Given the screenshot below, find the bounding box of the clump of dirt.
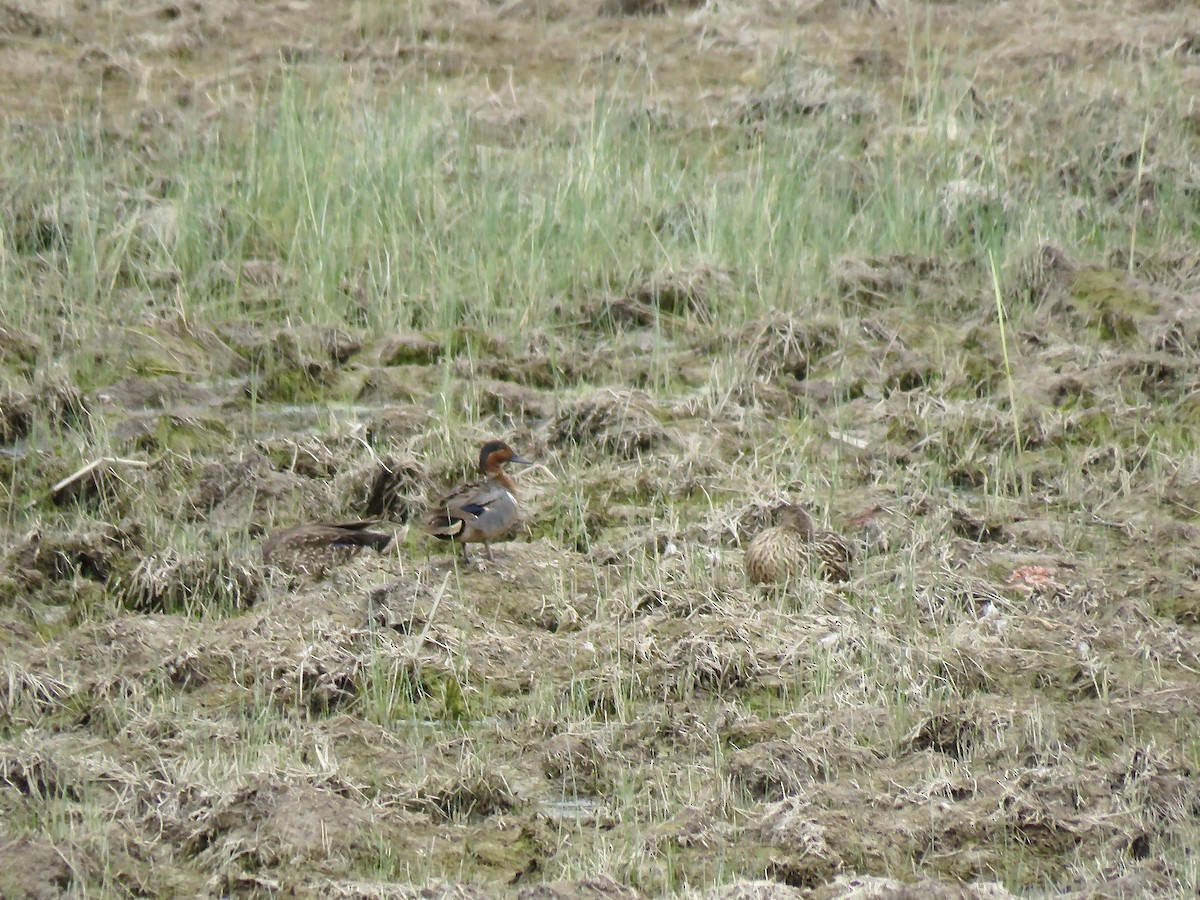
[735,58,878,129]
[5,522,140,590]
[808,875,1017,899]
[352,454,426,522]
[834,254,965,308]
[1058,268,1164,342]
[600,0,666,16]
[363,404,432,443]
[751,800,844,887]
[739,311,843,380]
[476,379,557,422]
[0,384,33,444]
[0,324,41,376]
[726,739,842,801]
[936,178,1012,240]
[118,546,264,613]
[541,731,611,795]
[369,574,445,633]
[520,875,644,898]
[262,639,363,714]
[180,776,383,874]
[47,457,146,510]
[593,529,680,566]
[223,257,290,289]
[187,450,325,527]
[412,767,522,822]
[240,327,362,402]
[468,330,605,389]
[0,835,74,898]
[547,389,669,459]
[653,199,706,244]
[5,191,74,255]
[33,374,88,432]
[706,882,805,900]
[92,373,221,411]
[588,261,731,331]
[376,332,444,366]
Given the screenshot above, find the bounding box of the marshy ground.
[3,0,1200,896]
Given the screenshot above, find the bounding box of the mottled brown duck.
[744,503,853,585]
[262,521,394,574]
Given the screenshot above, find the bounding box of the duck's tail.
[332,526,395,553]
[424,512,464,541]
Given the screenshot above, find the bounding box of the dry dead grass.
[4,0,1200,896]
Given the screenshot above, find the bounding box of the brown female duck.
[262,521,395,574]
[744,503,853,585]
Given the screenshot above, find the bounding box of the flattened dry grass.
[4,0,1200,897]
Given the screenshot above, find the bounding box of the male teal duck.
[744,503,853,585]
[424,440,530,563]
[262,521,395,573]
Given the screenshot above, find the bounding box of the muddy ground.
[4,0,1200,897]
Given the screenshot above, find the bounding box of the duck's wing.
[319,524,394,552]
[424,480,510,537]
[263,523,393,561]
[814,530,854,581]
[325,519,385,531]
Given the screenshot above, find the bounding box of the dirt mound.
[343,454,427,523]
[0,836,73,899]
[834,254,966,308]
[119,546,264,613]
[547,389,669,459]
[0,324,41,375]
[588,262,732,331]
[5,521,140,589]
[739,312,843,380]
[0,384,33,444]
[466,330,608,389]
[93,373,221,411]
[180,775,382,873]
[518,875,642,899]
[187,445,352,527]
[735,60,879,129]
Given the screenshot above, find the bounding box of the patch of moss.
[425,671,470,722]
[376,333,444,366]
[1068,269,1158,341]
[129,413,236,455]
[444,326,504,360]
[252,363,331,403]
[467,822,543,881]
[0,326,40,378]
